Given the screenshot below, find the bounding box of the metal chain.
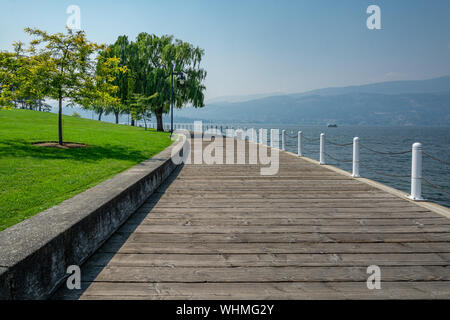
[359,162,411,178]
[423,152,450,166]
[303,136,321,142]
[285,133,298,139]
[422,178,450,195]
[324,152,353,163]
[324,138,353,147]
[359,143,412,155]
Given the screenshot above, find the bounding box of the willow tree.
[108,33,206,131]
[137,33,206,131]
[25,28,115,145]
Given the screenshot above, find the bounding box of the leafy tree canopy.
[107,33,206,130]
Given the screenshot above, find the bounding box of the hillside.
[176,76,450,125]
[291,75,450,97]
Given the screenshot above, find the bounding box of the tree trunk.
[131,119,135,126]
[115,111,119,124]
[156,112,164,131]
[98,110,103,121]
[143,117,147,131]
[58,94,63,145]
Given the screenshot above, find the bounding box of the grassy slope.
[0,109,172,231]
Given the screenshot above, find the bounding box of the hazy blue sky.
[1,0,449,100]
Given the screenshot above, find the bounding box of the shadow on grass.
[0,139,151,163]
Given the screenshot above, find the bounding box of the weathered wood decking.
[55,138,450,299]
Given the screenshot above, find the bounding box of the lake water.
[52,107,450,208]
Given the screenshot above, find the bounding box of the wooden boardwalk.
[55,138,450,299]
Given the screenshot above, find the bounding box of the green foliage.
[0,109,172,231]
[1,28,207,130]
[0,44,49,109]
[0,28,121,143]
[129,92,158,130]
[24,27,101,103]
[108,33,207,130]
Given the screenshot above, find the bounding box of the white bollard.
[319,133,325,164]
[259,128,267,145]
[281,130,286,151]
[298,131,302,156]
[270,129,276,148]
[409,142,424,201]
[352,137,360,178]
[238,129,243,140]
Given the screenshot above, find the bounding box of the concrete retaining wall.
[0,135,186,300]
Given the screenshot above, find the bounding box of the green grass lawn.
[0,109,172,231]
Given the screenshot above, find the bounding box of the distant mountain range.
[176,76,450,126]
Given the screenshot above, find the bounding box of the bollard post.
[409,142,424,201]
[319,133,325,164]
[298,131,302,156]
[352,137,360,177]
[270,129,275,148]
[281,130,286,151]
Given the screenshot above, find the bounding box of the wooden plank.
[53,281,450,300]
[85,252,450,268]
[83,282,450,299]
[147,202,418,209]
[128,217,450,226]
[171,180,368,185]
[98,241,450,255]
[112,231,450,243]
[70,282,450,299]
[155,192,398,199]
[163,186,378,192]
[121,224,450,234]
[83,265,450,282]
[138,207,433,214]
[147,197,408,203]
[134,211,436,219]
[145,198,412,205]
[127,214,450,227]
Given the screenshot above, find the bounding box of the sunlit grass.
[0,109,172,231]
